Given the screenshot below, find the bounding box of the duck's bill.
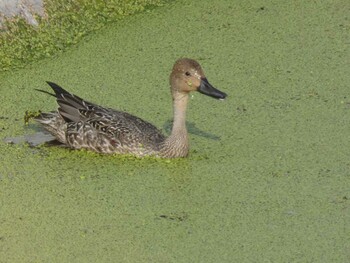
[198,78,227,100]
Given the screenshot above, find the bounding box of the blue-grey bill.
[198,78,227,100]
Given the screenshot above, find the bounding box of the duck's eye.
[185,71,191,76]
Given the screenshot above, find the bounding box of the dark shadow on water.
[163,119,221,141]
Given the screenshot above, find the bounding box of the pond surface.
[0,0,349,262]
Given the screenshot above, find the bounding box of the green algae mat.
[1,0,349,262]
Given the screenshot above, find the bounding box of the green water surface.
[0,0,349,262]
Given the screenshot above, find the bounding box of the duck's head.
[170,58,227,100]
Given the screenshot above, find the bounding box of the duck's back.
[106,109,166,147]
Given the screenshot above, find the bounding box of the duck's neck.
[171,92,189,135]
[161,92,189,157]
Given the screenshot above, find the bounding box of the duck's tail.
[34,111,67,144]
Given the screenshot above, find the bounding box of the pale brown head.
[169,58,227,100]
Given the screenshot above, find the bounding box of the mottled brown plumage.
[35,58,227,158]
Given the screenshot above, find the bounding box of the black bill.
[198,78,227,100]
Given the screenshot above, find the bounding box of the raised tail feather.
[35,81,70,97]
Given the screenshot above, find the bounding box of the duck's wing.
[36,81,108,123]
[37,82,165,148]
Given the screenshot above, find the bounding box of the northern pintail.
[35,58,227,158]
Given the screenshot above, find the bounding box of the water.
[0,0,349,262]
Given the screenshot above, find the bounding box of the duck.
[35,58,227,158]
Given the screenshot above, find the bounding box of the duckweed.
[0,0,166,72]
[0,1,349,261]
[24,110,41,125]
